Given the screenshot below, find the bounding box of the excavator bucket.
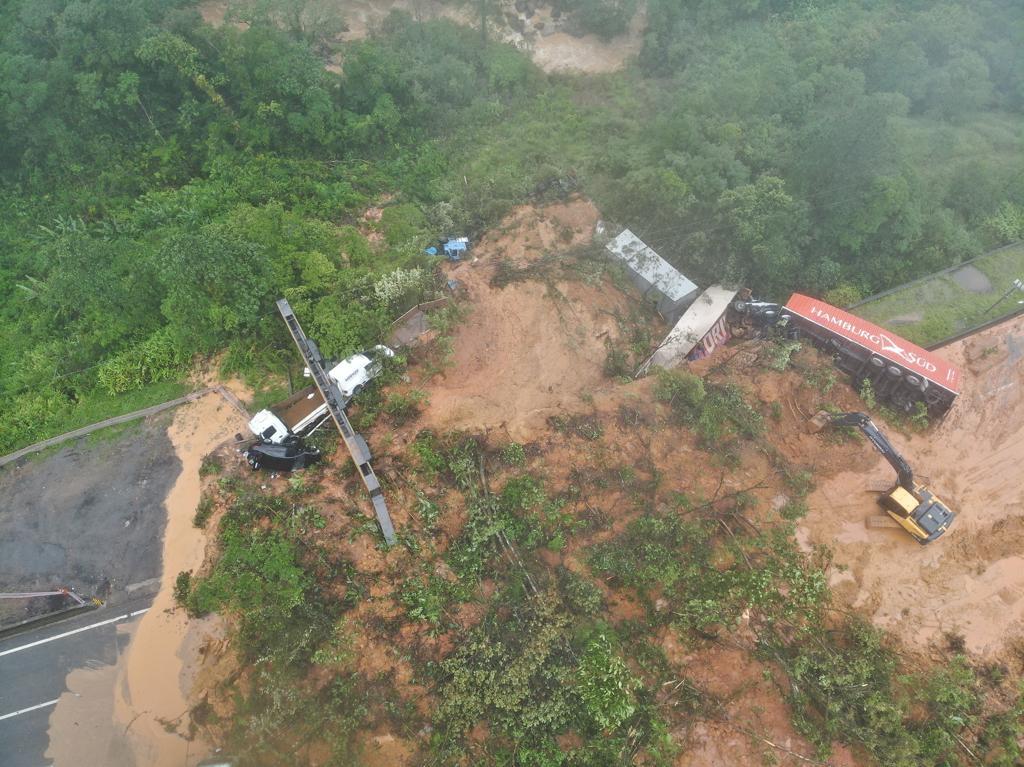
[808,410,832,433]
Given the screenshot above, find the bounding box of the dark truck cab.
[245,437,321,472]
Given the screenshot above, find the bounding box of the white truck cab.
[324,345,395,398]
[249,409,292,444]
[249,345,395,444]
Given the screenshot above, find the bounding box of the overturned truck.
[779,294,961,418]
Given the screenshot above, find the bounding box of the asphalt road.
[0,592,155,767]
[0,416,182,767]
[0,418,179,625]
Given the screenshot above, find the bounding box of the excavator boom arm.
[827,412,915,489]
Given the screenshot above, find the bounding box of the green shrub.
[193,495,215,528]
[400,574,454,624]
[558,568,604,616]
[186,520,310,622]
[199,454,223,477]
[910,401,930,431]
[96,327,190,395]
[576,633,639,731]
[765,339,802,371]
[654,369,706,410]
[412,431,447,479]
[778,499,808,520]
[805,365,837,394]
[379,203,429,248]
[859,378,877,409]
[435,594,574,742]
[383,389,428,424]
[417,493,441,526]
[500,441,527,466]
[173,570,192,607]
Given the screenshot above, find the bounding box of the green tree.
[712,175,809,296]
[157,228,273,350]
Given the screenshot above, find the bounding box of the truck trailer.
[779,294,960,418]
[248,345,395,444]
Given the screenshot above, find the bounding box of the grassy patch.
[855,242,1024,346]
[2,379,188,455]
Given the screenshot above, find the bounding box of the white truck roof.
[645,285,737,370]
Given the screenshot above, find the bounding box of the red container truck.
[779,294,960,418]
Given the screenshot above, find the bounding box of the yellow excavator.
[812,411,956,544]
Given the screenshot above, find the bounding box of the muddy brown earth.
[108,384,248,767]
[800,315,1024,658]
[199,0,646,75]
[0,418,180,624]
[413,198,650,441]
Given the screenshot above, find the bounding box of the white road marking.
[0,609,149,658]
[0,699,60,721]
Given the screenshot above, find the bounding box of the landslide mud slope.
[413,198,644,441]
[800,315,1024,657]
[199,0,645,74]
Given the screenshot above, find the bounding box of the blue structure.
[443,237,469,261]
[425,237,470,262]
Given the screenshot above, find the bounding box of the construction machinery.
[812,411,956,544]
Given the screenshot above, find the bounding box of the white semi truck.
[248,346,394,444]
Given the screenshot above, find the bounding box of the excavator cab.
[880,485,955,544]
[812,411,956,544]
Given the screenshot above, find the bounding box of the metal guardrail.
[0,387,251,469]
[846,240,1023,310]
[276,299,397,545]
[0,599,100,641]
[388,297,449,330]
[927,304,1024,350]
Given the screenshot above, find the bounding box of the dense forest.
[1,0,1022,451]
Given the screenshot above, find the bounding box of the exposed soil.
[112,379,250,766]
[149,196,1024,765]
[798,315,1024,658]
[198,0,645,75]
[527,3,646,74]
[674,644,858,767]
[413,198,647,441]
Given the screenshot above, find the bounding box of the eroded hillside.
[174,202,1024,766]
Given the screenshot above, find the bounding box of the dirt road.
[801,314,1024,657]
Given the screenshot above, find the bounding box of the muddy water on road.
[109,386,247,766]
[45,621,138,766]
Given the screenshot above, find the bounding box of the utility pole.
[980,277,1024,318]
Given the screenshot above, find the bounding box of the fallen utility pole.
[275,299,397,545]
